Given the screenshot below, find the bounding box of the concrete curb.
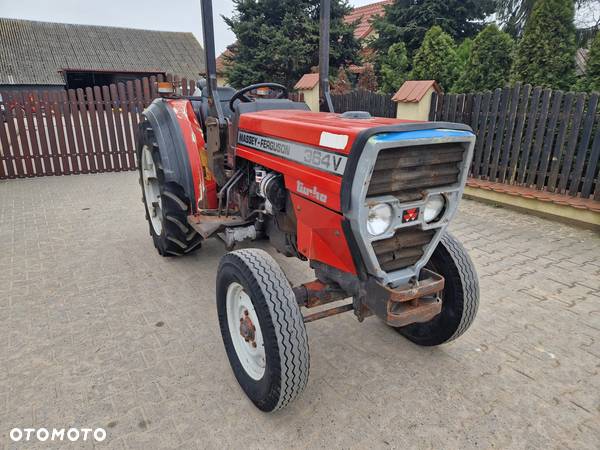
[464,186,600,231]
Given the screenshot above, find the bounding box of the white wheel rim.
[141,145,163,235]
[226,282,266,380]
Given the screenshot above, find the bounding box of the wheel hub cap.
[226,282,266,380]
[239,311,257,347]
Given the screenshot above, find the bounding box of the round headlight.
[423,194,446,223]
[367,203,393,236]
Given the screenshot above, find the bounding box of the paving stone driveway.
[0,172,599,450]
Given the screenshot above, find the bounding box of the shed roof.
[294,73,319,90]
[344,0,392,40]
[0,17,205,85]
[392,80,441,103]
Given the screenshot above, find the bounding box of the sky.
[0,0,378,55]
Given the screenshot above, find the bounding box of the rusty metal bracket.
[303,303,354,323]
[294,279,354,323]
[293,280,348,308]
[362,269,445,328]
[294,269,444,326]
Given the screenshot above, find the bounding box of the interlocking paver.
[0,172,599,449]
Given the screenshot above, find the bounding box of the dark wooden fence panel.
[331,90,396,118]
[431,84,600,198]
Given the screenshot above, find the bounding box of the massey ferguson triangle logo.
[403,208,419,223]
[297,181,328,203]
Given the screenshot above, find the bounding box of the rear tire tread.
[138,120,202,257]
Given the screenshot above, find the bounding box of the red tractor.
[137,0,479,412]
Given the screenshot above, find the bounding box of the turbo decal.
[296,181,328,203]
[238,131,348,175]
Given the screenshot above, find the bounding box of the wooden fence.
[331,90,396,118]
[430,84,600,200]
[0,74,197,179]
[3,78,598,200]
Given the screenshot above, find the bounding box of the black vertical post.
[200,0,225,124]
[319,0,334,112]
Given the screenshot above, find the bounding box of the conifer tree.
[511,0,577,89]
[454,25,514,92]
[410,26,459,90]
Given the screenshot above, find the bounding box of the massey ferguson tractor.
[137,0,479,412]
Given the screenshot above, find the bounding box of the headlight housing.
[367,203,393,236]
[423,194,446,223]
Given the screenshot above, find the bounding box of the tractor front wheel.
[396,232,479,346]
[216,249,309,412]
[138,122,202,256]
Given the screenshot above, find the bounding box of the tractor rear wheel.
[396,232,479,346]
[216,249,309,412]
[138,122,202,257]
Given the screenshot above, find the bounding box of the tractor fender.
[141,98,210,213]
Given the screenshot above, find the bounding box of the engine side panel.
[290,193,356,275]
[236,144,343,211]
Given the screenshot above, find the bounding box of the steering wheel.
[229,83,289,112]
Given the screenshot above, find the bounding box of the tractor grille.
[368,143,465,203]
[372,228,436,272]
[368,142,466,273]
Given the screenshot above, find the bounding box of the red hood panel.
[238,110,420,154]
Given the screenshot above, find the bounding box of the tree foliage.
[455,38,473,75]
[331,66,352,94]
[223,0,360,89]
[380,43,409,93]
[357,64,378,92]
[581,31,600,91]
[496,0,597,37]
[409,26,459,90]
[511,0,577,90]
[371,0,496,58]
[454,25,514,93]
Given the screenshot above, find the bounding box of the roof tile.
[344,0,392,40]
[392,80,441,103]
[294,73,319,90]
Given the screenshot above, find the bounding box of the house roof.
[216,49,233,74]
[392,80,442,103]
[0,18,205,85]
[344,0,392,40]
[294,73,319,90]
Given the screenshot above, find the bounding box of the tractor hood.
[238,109,419,155]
